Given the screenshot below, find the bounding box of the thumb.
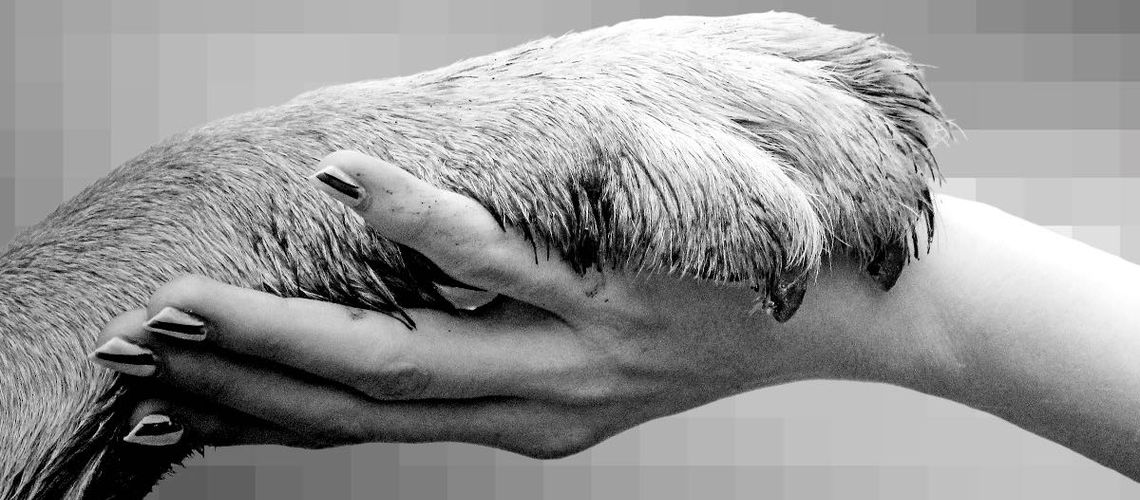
[305,150,600,319]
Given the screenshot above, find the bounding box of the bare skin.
[92,151,1140,479]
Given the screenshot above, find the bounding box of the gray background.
[2,0,1138,498]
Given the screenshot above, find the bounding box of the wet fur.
[0,12,951,499]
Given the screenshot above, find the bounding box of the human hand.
[89,150,913,456]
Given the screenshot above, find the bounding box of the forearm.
[889,195,1140,478]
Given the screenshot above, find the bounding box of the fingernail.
[124,414,184,446]
[437,285,498,311]
[88,337,156,377]
[145,306,207,341]
[309,165,363,207]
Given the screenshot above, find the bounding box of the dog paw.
[295,12,953,321]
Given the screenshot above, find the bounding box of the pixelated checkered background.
[3,1,1138,498]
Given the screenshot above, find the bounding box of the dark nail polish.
[145,306,207,341]
[124,414,184,446]
[310,165,363,202]
[89,337,156,377]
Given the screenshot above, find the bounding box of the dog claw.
[759,278,806,323]
[771,281,806,322]
[866,239,908,291]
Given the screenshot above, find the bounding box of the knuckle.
[506,408,602,460]
[99,308,150,342]
[312,403,371,446]
[308,425,357,448]
[558,380,618,406]
[354,361,433,400]
[149,273,215,311]
[439,238,520,285]
[447,256,507,287]
[533,424,598,459]
[352,334,432,400]
[178,364,229,399]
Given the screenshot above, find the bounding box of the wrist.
[855,194,1140,478]
[770,199,964,390]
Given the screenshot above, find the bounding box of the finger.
[127,275,586,401]
[108,329,582,452]
[122,399,186,447]
[307,150,606,319]
[126,397,313,448]
[99,316,601,456]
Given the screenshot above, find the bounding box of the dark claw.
[770,280,807,323]
[866,239,908,291]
